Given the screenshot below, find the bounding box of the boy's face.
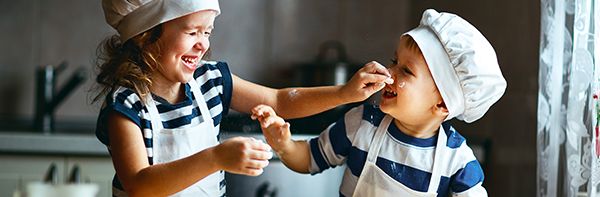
[153,10,216,84]
[380,36,446,126]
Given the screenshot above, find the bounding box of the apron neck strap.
[366,115,393,163]
[427,125,447,193]
[145,79,213,131]
[145,94,163,130]
[366,115,447,194]
[187,79,212,122]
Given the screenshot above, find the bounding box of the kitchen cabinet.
[0,155,114,197]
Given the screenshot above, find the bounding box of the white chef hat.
[102,0,221,42]
[404,9,506,123]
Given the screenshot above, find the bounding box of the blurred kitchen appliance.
[34,62,87,133]
[226,160,344,197]
[287,41,363,134]
[221,132,344,197]
[293,40,360,87]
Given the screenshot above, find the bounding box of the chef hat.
[102,0,220,42]
[404,9,506,123]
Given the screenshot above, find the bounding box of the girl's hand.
[340,61,394,103]
[251,105,293,153]
[212,137,273,176]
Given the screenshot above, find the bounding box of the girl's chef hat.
[404,9,506,123]
[102,0,220,42]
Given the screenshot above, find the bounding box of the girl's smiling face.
[380,36,445,126]
[153,10,216,85]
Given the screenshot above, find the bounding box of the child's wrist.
[204,146,221,172]
[336,85,353,104]
[274,140,295,157]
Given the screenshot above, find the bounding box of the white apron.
[353,115,447,197]
[145,79,223,197]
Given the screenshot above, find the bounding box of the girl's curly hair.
[93,25,163,104]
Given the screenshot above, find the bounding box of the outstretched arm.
[231,61,393,119]
[108,112,273,196]
[251,104,312,173]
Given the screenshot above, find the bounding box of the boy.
[252,9,506,197]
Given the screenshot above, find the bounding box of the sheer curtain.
[537,0,599,196]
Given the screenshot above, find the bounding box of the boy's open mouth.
[383,89,397,98]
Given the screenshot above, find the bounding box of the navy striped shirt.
[309,104,487,197]
[96,61,232,196]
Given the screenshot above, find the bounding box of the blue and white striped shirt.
[96,61,232,196]
[309,104,486,197]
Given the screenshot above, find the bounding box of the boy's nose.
[387,68,397,78]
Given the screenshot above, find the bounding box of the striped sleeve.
[450,147,487,196]
[309,105,364,174]
[108,87,145,127]
[96,87,146,146]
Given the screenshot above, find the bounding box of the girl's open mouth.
[181,55,199,69]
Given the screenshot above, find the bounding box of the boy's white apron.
[146,79,223,197]
[353,115,446,197]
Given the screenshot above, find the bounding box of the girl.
[95,0,393,196]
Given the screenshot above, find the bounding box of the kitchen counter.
[0,131,317,157]
[0,132,108,156]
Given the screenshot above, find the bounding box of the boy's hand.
[251,105,293,154]
[341,61,394,103]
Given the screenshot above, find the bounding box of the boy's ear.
[436,101,449,115]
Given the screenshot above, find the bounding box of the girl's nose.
[194,38,210,51]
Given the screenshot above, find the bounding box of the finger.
[248,138,272,151]
[251,105,264,115]
[361,73,393,86]
[253,105,274,118]
[364,61,391,77]
[279,123,291,138]
[243,167,264,176]
[262,116,284,128]
[370,82,386,92]
[248,150,273,161]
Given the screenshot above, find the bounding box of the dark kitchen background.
[0,0,537,196]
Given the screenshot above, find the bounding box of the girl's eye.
[390,58,398,65]
[188,32,197,36]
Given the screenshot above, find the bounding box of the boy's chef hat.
[404,9,506,123]
[102,0,220,42]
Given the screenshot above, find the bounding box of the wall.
[0,0,410,120]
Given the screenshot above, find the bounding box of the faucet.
[34,61,87,133]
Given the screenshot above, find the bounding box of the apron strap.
[427,125,447,193]
[145,94,163,130]
[365,115,393,163]
[187,79,213,125]
[145,79,214,131]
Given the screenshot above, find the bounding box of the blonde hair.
[93,25,163,104]
[402,35,422,54]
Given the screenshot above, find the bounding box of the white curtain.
[537,0,599,196]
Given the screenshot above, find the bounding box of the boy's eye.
[188,32,197,36]
[403,67,413,75]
